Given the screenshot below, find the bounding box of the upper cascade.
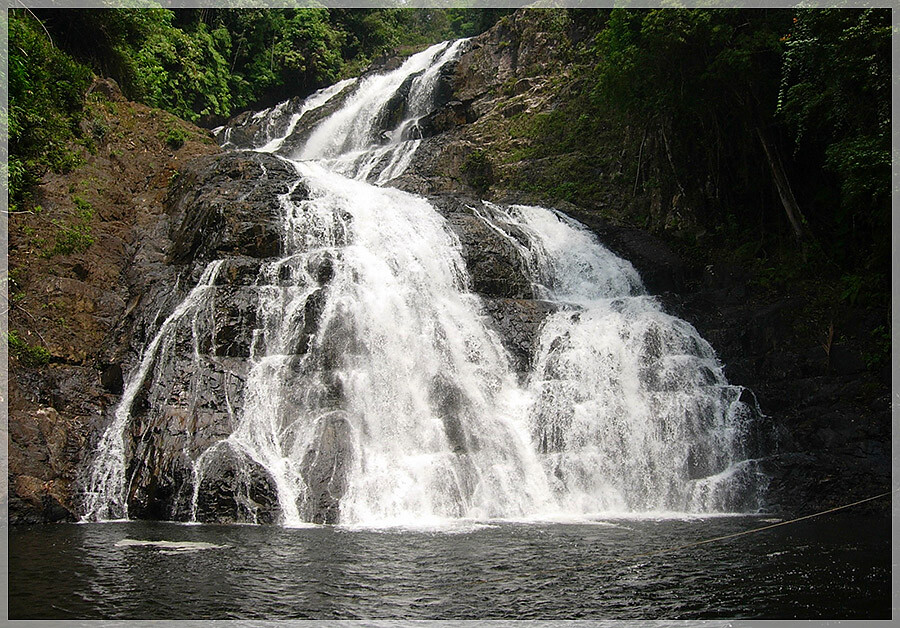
[83,39,769,526]
[216,39,468,185]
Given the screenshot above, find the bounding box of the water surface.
[10,513,890,619]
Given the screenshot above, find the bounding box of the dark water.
[9,513,891,620]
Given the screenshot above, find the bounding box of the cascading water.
[84,39,766,526]
[83,260,226,521]
[474,204,764,513]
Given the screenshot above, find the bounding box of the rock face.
[56,148,573,524]
[664,280,891,515]
[432,196,534,300]
[193,445,279,525]
[389,11,576,198]
[94,151,304,523]
[7,93,221,524]
[299,411,354,525]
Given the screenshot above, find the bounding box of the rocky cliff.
[7,79,220,522]
[7,11,889,523]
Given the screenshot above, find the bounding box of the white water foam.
[115,539,229,554]
[299,39,468,183]
[258,79,356,154]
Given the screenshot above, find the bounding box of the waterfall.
[85,40,766,525]
[83,261,225,521]
[474,204,762,512]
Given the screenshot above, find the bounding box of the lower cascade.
[82,40,767,526]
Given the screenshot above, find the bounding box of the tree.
[9,10,92,208]
[591,9,813,241]
[778,8,890,267]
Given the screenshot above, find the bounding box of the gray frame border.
[1,0,895,626]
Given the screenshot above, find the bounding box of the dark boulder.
[299,411,354,524]
[194,445,280,524]
[433,196,534,299]
[429,375,470,454]
[165,151,300,264]
[209,285,259,358]
[100,363,124,394]
[480,298,559,374]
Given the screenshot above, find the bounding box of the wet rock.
[10,475,75,523]
[79,148,305,524]
[214,257,262,286]
[432,196,533,299]
[300,411,354,524]
[117,323,248,521]
[8,88,225,525]
[297,288,326,355]
[828,344,866,375]
[551,204,690,295]
[308,250,336,286]
[194,445,279,524]
[218,109,267,148]
[430,375,469,454]
[166,152,300,264]
[481,298,559,374]
[374,71,418,137]
[419,100,469,136]
[100,363,124,394]
[210,286,258,358]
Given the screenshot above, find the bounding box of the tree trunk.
[756,126,811,243]
[660,124,685,196]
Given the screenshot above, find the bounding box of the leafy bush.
[72,195,95,220]
[7,330,52,367]
[159,124,191,149]
[47,221,94,257]
[39,195,96,258]
[779,8,891,269]
[9,10,92,208]
[461,150,493,193]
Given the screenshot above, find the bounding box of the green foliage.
[9,10,92,208]
[591,9,790,226]
[159,124,191,150]
[838,271,887,309]
[460,150,493,193]
[839,273,865,306]
[47,221,94,257]
[779,10,890,147]
[39,196,95,258]
[538,6,891,294]
[7,330,52,367]
[31,8,511,121]
[778,8,890,270]
[445,9,514,39]
[125,17,233,121]
[72,195,95,220]
[864,325,890,370]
